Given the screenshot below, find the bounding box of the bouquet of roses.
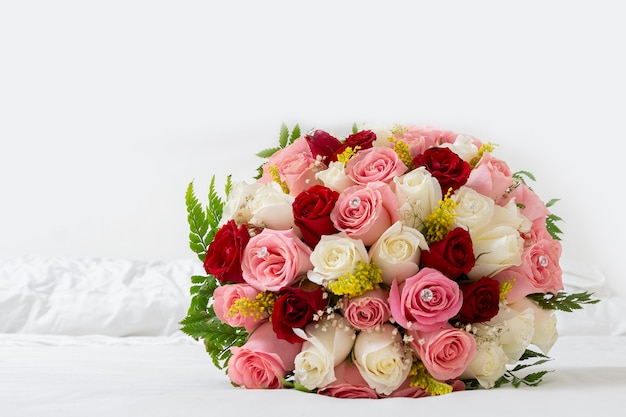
[182,123,598,398]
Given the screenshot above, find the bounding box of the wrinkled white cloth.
[0,256,204,336]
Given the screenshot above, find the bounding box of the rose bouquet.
[181,123,598,398]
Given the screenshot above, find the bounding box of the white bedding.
[2,257,625,417]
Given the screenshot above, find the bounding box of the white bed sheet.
[2,334,625,417]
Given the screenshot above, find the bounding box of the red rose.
[331,130,376,161]
[458,277,500,323]
[305,129,343,164]
[292,185,340,247]
[203,219,251,284]
[271,285,327,343]
[420,227,475,280]
[413,147,470,194]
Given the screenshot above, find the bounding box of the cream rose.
[293,317,356,390]
[315,161,356,192]
[248,181,296,230]
[220,180,262,226]
[369,221,428,285]
[393,167,442,230]
[352,324,412,395]
[439,134,480,162]
[460,340,508,389]
[510,297,559,354]
[486,305,535,364]
[452,186,495,232]
[307,233,369,286]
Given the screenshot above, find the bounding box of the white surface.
[0,1,625,300]
[1,334,625,417]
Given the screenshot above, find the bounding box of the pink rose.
[331,181,399,246]
[213,283,266,332]
[345,146,408,185]
[317,360,378,399]
[389,267,463,332]
[465,153,513,200]
[411,324,477,381]
[499,181,549,223]
[494,237,563,303]
[258,137,323,196]
[389,125,441,158]
[342,288,391,330]
[227,322,302,389]
[241,228,313,292]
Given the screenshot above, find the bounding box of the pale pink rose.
[227,322,302,389]
[524,218,554,245]
[465,153,513,201]
[317,360,378,399]
[499,182,549,223]
[411,324,476,381]
[389,267,463,332]
[345,146,408,185]
[342,288,391,330]
[493,237,563,303]
[331,181,399,246]
[384,377,465,398]
[241,228,313,292]
[213,283,266,332]
[258,137,323,196]
[394,125,463,158]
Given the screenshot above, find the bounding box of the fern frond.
[528,291,600,312]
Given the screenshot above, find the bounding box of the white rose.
[439,134,479,162]
[510,297,559,354]
[352,324,412,395]
[248,181,295,230]
[307,234,369,286]
[393,167,442,230]
[220,180,261,226]
[368,221,428,285]
[460,340,508,389]
[452,186,495,232]
[315,161,355,192]
[487,305,535,364]
[293,317,356,390]
[468,200,529,279]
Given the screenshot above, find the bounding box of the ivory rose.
[510,297,559,354]
[345,146,408,185]
[258,136,323,196]
[293,316,356,390]
[439,134,480,162]
[460,340,508,389]
[393,166,442,229]
[467,200,528,280]
[227,322,302,389]
[411,324,477,381]
[484,305,535,364]
[213,283,265,332]
[352,324,412,395]
[452,186,495,232]
[389,267,463,332]
[342,288,391,330]
[247,182,296,230]
[307,233,369,286]
[331,181,399,246]
[368,221,428,285]
[315,160,356,192]
[241,228,313,292]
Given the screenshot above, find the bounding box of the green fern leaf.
[279,123,289,148]
[186,182,210,262]
[528,291,600,312]
[256,147,282,158]
[290,124,301,144]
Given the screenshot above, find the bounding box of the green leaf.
[289,124,301,144]
[279,123,289,148]
[256,147,282,158]
[186,182,210,262]
[527,291,600,312]
[202,315,249,370]
[352,122,358,134]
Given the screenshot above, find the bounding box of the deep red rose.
[305,129,343,164]
[271,285,327,343]
[203,219,251,284]
[420,227,475,280]
[458,277,500,323]
[331,130,377,162]
[292,185,340,247]
[413,147,471,194]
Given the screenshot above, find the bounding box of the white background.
[1,1,624,296]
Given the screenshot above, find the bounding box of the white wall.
[1,1,624,297]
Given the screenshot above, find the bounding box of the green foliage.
[254,123,301,179]
[202,314,249,370]
[512,170,536,187]
[185,177,225,263]
[352,122,358,134]
[495,349,552,388]
[528,291,600,312]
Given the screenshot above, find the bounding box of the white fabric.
[0,334,625,417]
[0,256,204,336]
